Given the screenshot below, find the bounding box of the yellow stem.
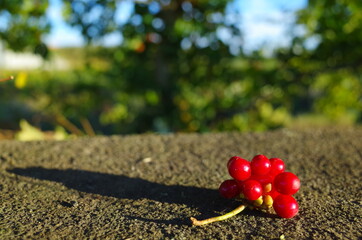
[190,204,246,226]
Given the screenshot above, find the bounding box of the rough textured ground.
[0,127,361,239]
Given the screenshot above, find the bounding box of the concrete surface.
[0,127,361,239]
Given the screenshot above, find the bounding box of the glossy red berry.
[250,155,271,176]
[219,179,240,199]
[227,156,238,168]
[274,172,300,195]
[266,187,280,199]
[273,194,299,218]
[228,156,251,181]
[269,158,285,176]
[250,174,273,186]
[242,179,262,200]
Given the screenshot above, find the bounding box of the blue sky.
[44,0,307,53]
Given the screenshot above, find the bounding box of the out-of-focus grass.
[287,114,357,129]
[1,46,361,138]
[51,47,113,71]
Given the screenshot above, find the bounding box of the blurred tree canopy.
[0,0,50,57]
[61,0,245,132]
[285,0,362,123]
[0,0,361,135]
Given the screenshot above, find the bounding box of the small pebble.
[142,157,152,163]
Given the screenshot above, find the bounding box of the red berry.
[251,155,271,176]
[227,156,238,168]
[236,180,244,192]
[266,187,280,199]
[274,172,300,195]
[250,174,273,186]
[228,156,251,181]
[269,158,285,176]
[219,179,240,199]
[273,194,299,218]
[242,179,262,200]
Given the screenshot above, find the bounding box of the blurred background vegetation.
[0,0,361,140]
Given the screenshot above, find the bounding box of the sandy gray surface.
[0,128,361,239]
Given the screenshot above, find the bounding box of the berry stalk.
[190,204,246,226]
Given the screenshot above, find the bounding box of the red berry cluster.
[219,155,300,218]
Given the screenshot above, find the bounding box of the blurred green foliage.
[0,0,361,136]
[0,0,50,57]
